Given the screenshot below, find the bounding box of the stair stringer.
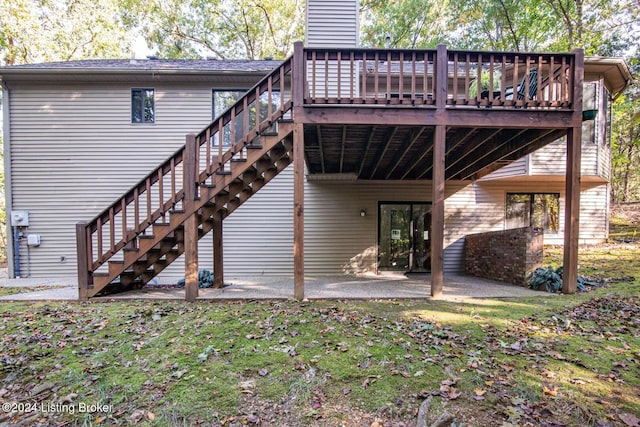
[89,123,294,297]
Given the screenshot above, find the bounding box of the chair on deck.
[505,67,539,101]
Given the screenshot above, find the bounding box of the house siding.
[528,138,601,177]
[482,157,528,180]
[306,0,359,48]
[222,174,470,278]
[303,179,467,275]
[8,83,213,278]
[306,0,360,99]
[441,181,609,275]
[3,65,615,282]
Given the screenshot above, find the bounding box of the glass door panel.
[379,203,432,272]
[411,204,432,272]
[379,204,411,270]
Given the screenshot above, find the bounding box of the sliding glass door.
[378,203,432,272]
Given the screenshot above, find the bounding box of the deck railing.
[195,59,293,186]
[304,46,575,110]
[78,57,293,277]
[304,48,437,105]
[446,49,574,108]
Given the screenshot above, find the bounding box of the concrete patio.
[0,272,546,302]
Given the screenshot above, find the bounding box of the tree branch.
[497,0,520,51]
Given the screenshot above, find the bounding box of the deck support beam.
[431,125,445,298]
[562,48,584,295]
[563,125,582,294]
[293,41,305,301]
[76,222,89,301]
[430,44,448,298]
[184,133,199,301]
[213,212,224,288]
[184,214,199,301]
[293,122,305,301]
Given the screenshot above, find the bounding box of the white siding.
[222,166,294,276]
[223,176,608,278]
[306,0,359,48]
[443,183,505,272]
[442,181,609,274]
[483,157,528,180]
[483,80,610,181]
[220,175,471,277]
[527,138,599,177]
[9,82,213,278]
[302,179,467,275]
[574,185,609,243]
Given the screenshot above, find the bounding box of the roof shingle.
[1,58,283,72]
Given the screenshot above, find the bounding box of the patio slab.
[0,272,545,302]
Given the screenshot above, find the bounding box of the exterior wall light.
[360,209,367,217]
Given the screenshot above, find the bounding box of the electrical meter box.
[10,211,29,227]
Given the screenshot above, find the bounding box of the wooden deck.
[300,45,579,182]
[77,43,584,300]
[295,44,584,296]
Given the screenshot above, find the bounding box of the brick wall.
[464,227,543,287]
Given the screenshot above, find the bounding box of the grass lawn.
[0,214,638,426]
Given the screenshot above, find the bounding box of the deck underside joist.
[304,123,566,181]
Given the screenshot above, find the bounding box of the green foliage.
[0,0,137,65]
[140,0,304,59]
[176,269,216,288]
[362,0,639,56]
[528,265,564,292]
[360,0,452,48]
[528,265,600,293]
[448,0,559,51]
[611,74,640,203]
[468,70,502,98]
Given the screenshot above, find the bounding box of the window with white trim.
[131,88,155,123]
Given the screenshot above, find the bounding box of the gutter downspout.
[1,79,14,278]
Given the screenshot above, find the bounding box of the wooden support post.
[293,122,305,301]
[292,41,305,301]
[563,126,581,294]
[430,45,448,298]
[293,41,305,111]
[213,211,224,289]
[76,222,90,301]
[562,49,584,295]
[435,45,448,109]
[184,214,199,301]
[431,125,446,298]
[184,133,199,301]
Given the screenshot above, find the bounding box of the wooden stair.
[89,124,293,297]
[76,54,296,298]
